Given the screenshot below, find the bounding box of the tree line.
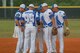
[0,0,80,6]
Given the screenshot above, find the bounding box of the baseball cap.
[38,4,42,10]
[52,4,58,8]
[42,3,48,7]
[20,4,26,9]
[29,4,34,7]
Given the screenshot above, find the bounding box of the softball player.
[15,4,26,53]
[22,4,37,53]
[41,3,56,53]
[52,4,70,53]
[36,4,44,53]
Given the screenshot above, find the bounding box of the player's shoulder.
[16,10,21,13]
[47,9,52,12]
[58,10,65,14]
[58,10,66,16]
[27,10,34,12]
[22,11,27,17]
[15,12,20,15]
[15,10,21,15]
[15,11,21,17]
[46,9,54,15]
[24,10,35,14]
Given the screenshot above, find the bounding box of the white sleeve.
[48,9,53,15]
[40,13,43,22]
[61,11,67,19]
[61,11,66,17]
[15,12,21,18]
[22,12,26,19]
[36,12,39,18]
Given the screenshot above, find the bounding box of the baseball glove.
[52,27,58,35]
[64,30,70,36]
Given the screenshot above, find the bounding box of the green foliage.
[58,0,80,6]
[0,0,80,6]
[14,0,23,6]
[45,0,80,6]
[14,0,45,6]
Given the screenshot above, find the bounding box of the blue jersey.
[15,10,25,27]
[36,12,40,22]
[22,10,36,26]
[36,11,44,26]
[36,11,43,21]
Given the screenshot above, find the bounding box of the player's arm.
[63,12,70,36]
[36,18,40,25]
[15,13,22,28]
[64,19,69,29]
[22,12,26,23]
[49,12,56,27]
[15,20,21,28]
[35,12,41,32]
[49,12,58,35]
[20,17,25,25]
[64,19,70,31]
[20,18,25,32]
[36,12,40,25]
[52,18,56,27]
[20,13,26,32]
[48,9,56,27]
[63,12,69,30]
[51,14,58,35]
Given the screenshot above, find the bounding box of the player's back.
[22,10,36,27]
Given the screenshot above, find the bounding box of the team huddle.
[13,3,70,53]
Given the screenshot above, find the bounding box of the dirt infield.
[0,38,80,53]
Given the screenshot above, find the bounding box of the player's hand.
[64,27,70,36]
[38,28,40,32]
[37,25,41,32]
[52,27,58,35]
[38,25,41,32]
[21,27,24,32]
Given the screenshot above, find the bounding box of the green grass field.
[0,19,80,38]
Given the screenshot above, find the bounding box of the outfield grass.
[0,19,14,38]
[67,19,80,38]
[0,19,80,38]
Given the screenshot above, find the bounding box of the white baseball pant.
[58,27,64,53]
[23,26,37,53]
[52,35,56,53]
[52,27,64,53]
[43,27,53,53]
[15,26,24,53]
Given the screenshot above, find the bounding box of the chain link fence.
[0,7,80,19]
